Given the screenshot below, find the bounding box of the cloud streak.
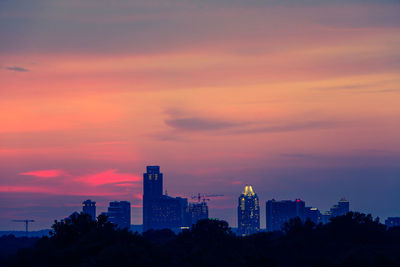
[227,120,343,135]
[165,117,240,131]
[20,169,66,178]
[164,114,344,136]
[5,66,29,72]
[75,169,140,186]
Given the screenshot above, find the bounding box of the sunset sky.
[1,0,400,230]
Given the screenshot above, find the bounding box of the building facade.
[82,199,96,220]
[330,198,349,217]
[238,185,260,236]
[188,201,209,225]
[321,198,350,224]
[105,201,131,229]
[143,166,188,231]
[305,207,321,224]
[266,198,305,232]
[143,166,163,231]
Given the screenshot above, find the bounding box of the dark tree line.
[2,212,400,266]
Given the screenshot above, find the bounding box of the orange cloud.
[76,169,140,186]
[20,169,66,178]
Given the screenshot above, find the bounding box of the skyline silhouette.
[2,163,400,231]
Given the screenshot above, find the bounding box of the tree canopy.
[3,212,400,266]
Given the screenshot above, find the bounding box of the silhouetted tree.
[143,228,176,245]
[282,217,317,236]
[4,212,400,266]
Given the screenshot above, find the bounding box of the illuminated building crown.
[243,185,255,196]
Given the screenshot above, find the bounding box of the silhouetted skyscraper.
[188,201,209,225]
[105,201,131,229]
[143,166,188,231]
[82,199,96,220]
[143,166,163,199]
[330,198,349,217]
[143,166,163,231]
[305,207,321,224]
[266,198,305,232]
[238,185,260,236]
[320,198,350,224]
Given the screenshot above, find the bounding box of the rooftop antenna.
[12,219,35,236]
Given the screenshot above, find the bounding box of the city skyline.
[0,170,362,235]
[1,163,398,231]
[1,0,400,231]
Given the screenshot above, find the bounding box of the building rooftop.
[243,185,255,196]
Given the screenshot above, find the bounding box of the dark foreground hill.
[2,212,400,266]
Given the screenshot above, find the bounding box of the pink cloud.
[3,169,142,198]
[20,169,66,178]
[0,186,53,193]
[114,182,138,187]
[76,169,140,186]
[0,185,133,197]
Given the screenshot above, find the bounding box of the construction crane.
[12,219,35,236]
[191,193,224,203]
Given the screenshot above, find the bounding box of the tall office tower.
[82,199,96,220]
[143,166,163,199]
[338,198,350,215]
[385,217,400,228]
[188,201,209,225]
[143,166,188,231]
[330,198,350,218]
[143,166,163,231]
[305,207,321,224]
[106,201,131,229]
[266,198,305,232]
[238,185,260,236]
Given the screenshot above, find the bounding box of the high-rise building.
[266,198,305,232]
[143,166,163,200]
[143,166,188,231]
[143,166,163,230]
[330,198,349,217]
[322,198,350,223]
[105,201,131,229]
[238,185,260,236]
[305,207,321,224]
[82,199,96,220]
[188,201,209,225]
[385,217,400,228]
